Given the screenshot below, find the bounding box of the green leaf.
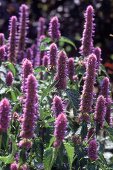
[64,142,74,170]
[43,147,53,170]
[0,154,14,164]
[59,36,77,49]
[34,66,46,73]
[5,62,16,76]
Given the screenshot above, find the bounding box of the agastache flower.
[0,98,11,133]
[10,162,18,170]
[8,16,17,63]
[105,97,112,125]
[31,44,37,67]
[52,96,64,117]
[68,57,75,82]
[0,33,5,46]
[0,46,5,62]
[80,5,95,57]
[20,74,38,139]
[95,95,106,128]
[54,113,67,148]
[48,16,61,41]
[79,54,97,113]
[88,139,98,161]
[49,43,58,68]
[42,55,49,67]
[17,4,29,59]
[26,48,33,61]
[37,17,46,38]
[21,58,33,94]
[94,47,102,70]
[100,77,110,99]
[6,71,14,86]
[54,50,67,90]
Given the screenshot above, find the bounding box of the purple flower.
[52,95,64,117]
[8,16,17,63]
[49,43,58,68]
[94,47,102,70]
[88,139,98,161]
[42,55,49,67]
[48,16,61,41]
[54,113,67,148]
[0,33,5,46]
[10,162,18,170]
[100,77,110,99]
[37,17,46,38]
[19,139,32,149]
[79,54,97,113]
[17,4,29,60]
[68,57,75,82]
[105,97,112,125]
[26,48,33,61]
[31,44,37,67]
[95,95,106,128]
[20,74,38,139]
[54,50,67,90]
[0,46,5,62]
[21,58,33,94]
[6,71,14,86]
[0,98,11,133]
[80,5,95,57]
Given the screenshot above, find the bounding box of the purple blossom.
[54,113,67,148]
[105,97,112,125]
[48,16,61,41]
[49,43,58,68]
[20,74,38,139]
[26,48,33,61]
[6,71,14,86]
[8,16,17,63]
[42,55,49,67]
[19,139,32,149]
[94,47,102,70]
[17,4,29,60]
[37,17,46,38]
[10,162,18,170]
[79,54,97,113]
[68,57,75,82]
[31,44,37,67]
[100,77,110,99]
[0,33,5,46]
[0,98,11,132]
[0,46,5,62]
[80,5,95,57]
[54,50,67,90]
[52,95,64,117]
[95,95,106,128]
[88,139,98,161]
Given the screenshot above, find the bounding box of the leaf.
[59,36,77,49]
[41,37,51,43]
[65,88,80,115]
[64,142,74,170]
[34,66,46,73]
[0,154,14,164]
[5,62,16,76]
[43,147,53,170]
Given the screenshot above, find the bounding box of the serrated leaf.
[64,142,74,170]
[59,36,77,49]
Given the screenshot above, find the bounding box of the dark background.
[0,0,113,66]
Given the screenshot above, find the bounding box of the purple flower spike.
[31,44,37,67]
[49,43,58,68]
[79,54,97,113]
[52,95,64,117]
[54,50,67,90]
[0,46,5,62]
[26,48,33,61]
[105,97,112,125]
[100,77,110,99]
[0,98,11,133]
[6,71,14,86]
[0,33,5,46]
[80,5,95,57]
[21,58,33,93]
[94,47,102,70]
[48,16,61,41]
[68,57,75,82]
[20,74,38,139]
[37,17,46,38]
[54,113,67,148]
[19,139,32,150]
[42,55,49,67]
[10,162,18,170]
[88,139,98,161]
[17,4,29,58]
[95,95,106,128]
[8,16,17,63]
